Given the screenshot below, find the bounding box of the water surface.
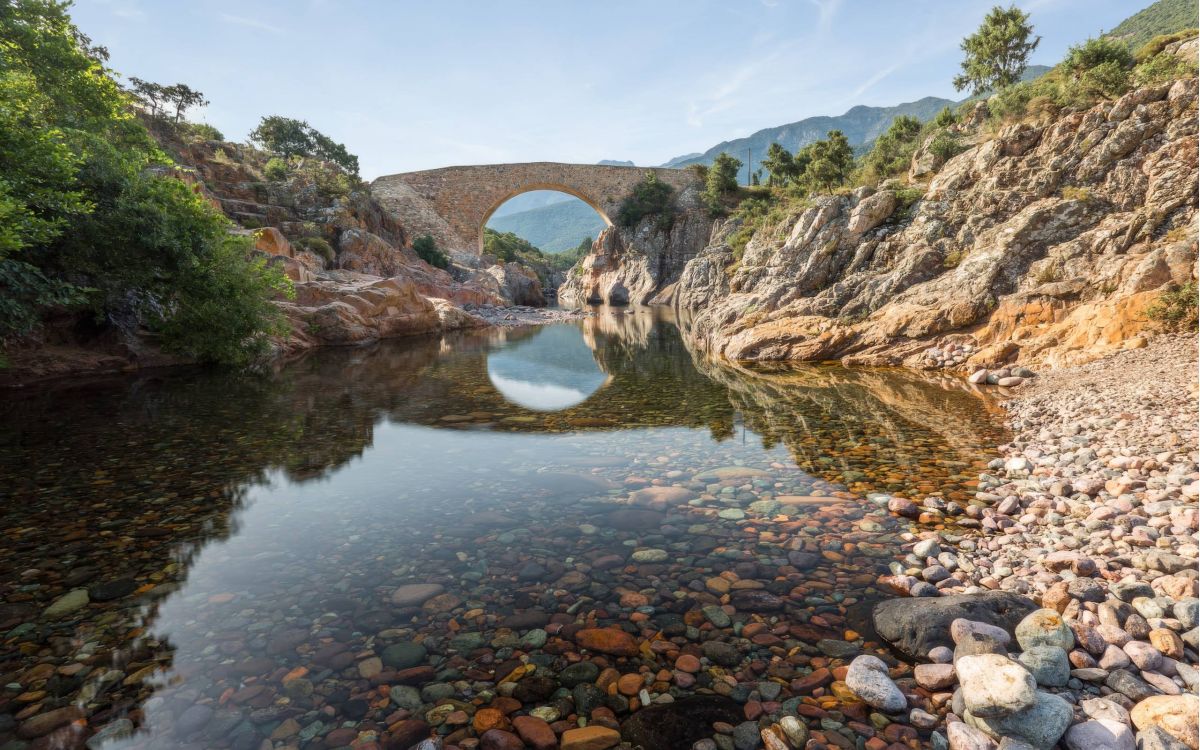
[0,309,1006,749]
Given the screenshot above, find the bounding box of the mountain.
[598,159,635,166]
[661,96,955,176]
[489,190,576,218]
[487,199,607,253]
[661,66,1052,178]
[1105,0,1196,50]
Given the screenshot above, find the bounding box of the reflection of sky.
[487,325,608,411]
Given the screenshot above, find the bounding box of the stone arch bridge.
[371,163,699,254]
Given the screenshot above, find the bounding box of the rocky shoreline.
[842,333,1198,750]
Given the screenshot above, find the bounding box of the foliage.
[927,130,965,162]
[412,234,448,269]
[264,156,289,181]
[1146,281,1198,331]
[128,78,207,122]
[183,122,223,141]
[860,116,922,182]
[154,235,292,366]
[249,115,360,177]
[294,236,334,262]
[1133,33,1199,85]
[1060,186,1092,202]
[704,152,742,214]
[1063,38,1135,99]
[953,5,1041,95]
[933,106,957,128]
[546,237,592,273]
[686,163,709,183]
[762,142,798,186]
[616,172,675,228]
[0,0,290,364]
[804,130,854,192]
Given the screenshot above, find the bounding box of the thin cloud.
[219,14,285,35]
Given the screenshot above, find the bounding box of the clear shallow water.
[0,309,1006,750]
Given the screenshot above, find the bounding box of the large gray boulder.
[872,591,1038,661]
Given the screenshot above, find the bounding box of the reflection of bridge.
[371,163,699,253]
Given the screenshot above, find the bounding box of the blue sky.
[74,0,1152,179]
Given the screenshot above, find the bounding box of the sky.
[73,0,1154,180]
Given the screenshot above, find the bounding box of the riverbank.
[850,333,1198,750]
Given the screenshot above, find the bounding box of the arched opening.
[481,186,610,260]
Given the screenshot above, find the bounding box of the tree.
[163,83,207,122]
[616,172,674,228]
[762,143,796,186]
[128,76,167,117]
[248,115,359,176]
[861,116,921,181]
[805,131,854,192]
[704,152,742,213]
[953,5,1040,95]
[1062,37,1134,99]
[0,0,289,363]
[249,115,313,158]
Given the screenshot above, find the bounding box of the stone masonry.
[371,163,699,253]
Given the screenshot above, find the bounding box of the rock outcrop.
[557,188,712,306]
[674,80,1199,369]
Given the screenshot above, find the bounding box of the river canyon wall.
[667,76,1198,370]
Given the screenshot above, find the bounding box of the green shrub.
[1134,29,1199,62]
[154,235,293,366]
[1061,186,1092,201]
[294,236,334,262]
[264,157,289,181]
[933,106,957,128]
[1146,281,1198,331]
[704,153,743,215]
[616,172,675,228]
[413,234,449,269]
[1133,48,1199,86]
[1063,37,1135,79]
[927,130,965,162]
[184,122,224,141]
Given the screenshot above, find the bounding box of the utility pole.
[747,147,752,186]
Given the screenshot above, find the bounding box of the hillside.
[487,199,607,253]
[1106,0,1196,49]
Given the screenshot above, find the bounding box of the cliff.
[557,185,713,307]
[672,76,1198,370]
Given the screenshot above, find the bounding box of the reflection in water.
[0,308,1006,749]
[487,325,611,410]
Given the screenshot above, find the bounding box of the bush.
[1063,37,1134,79]
[616,172,675,228]
[294,236,334,262]
[264,157,289,181]
[1146,281,1198,331]
[412,234,449,269]
[1133,48,1199,86]
[154,235,293,366]
[933,106,957,128]
[704,153,742,215]
[927,130,965,161]
[184,122,224,142]
[0,0,291,365]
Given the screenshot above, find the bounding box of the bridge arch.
[480,184,613,255]
[371,163,699,255]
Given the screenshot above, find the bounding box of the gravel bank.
[866,334,1199,750]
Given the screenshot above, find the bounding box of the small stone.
[1064,719,1134,750]
[915,663,957,690]
[390,583,444,606]
[967,690,1072,750]
[1018,646,1070,687]
[561,725,621,750]
[1130,695,1198,750]
[1015,609,1074,651]
[845,655,907,713]
[956,654,1036,718]
[43,589,89,618]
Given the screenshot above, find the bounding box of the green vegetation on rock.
[0,0,291,365]
[617,172,676,228]
[412,234,449,269]
[249,115,360,177]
